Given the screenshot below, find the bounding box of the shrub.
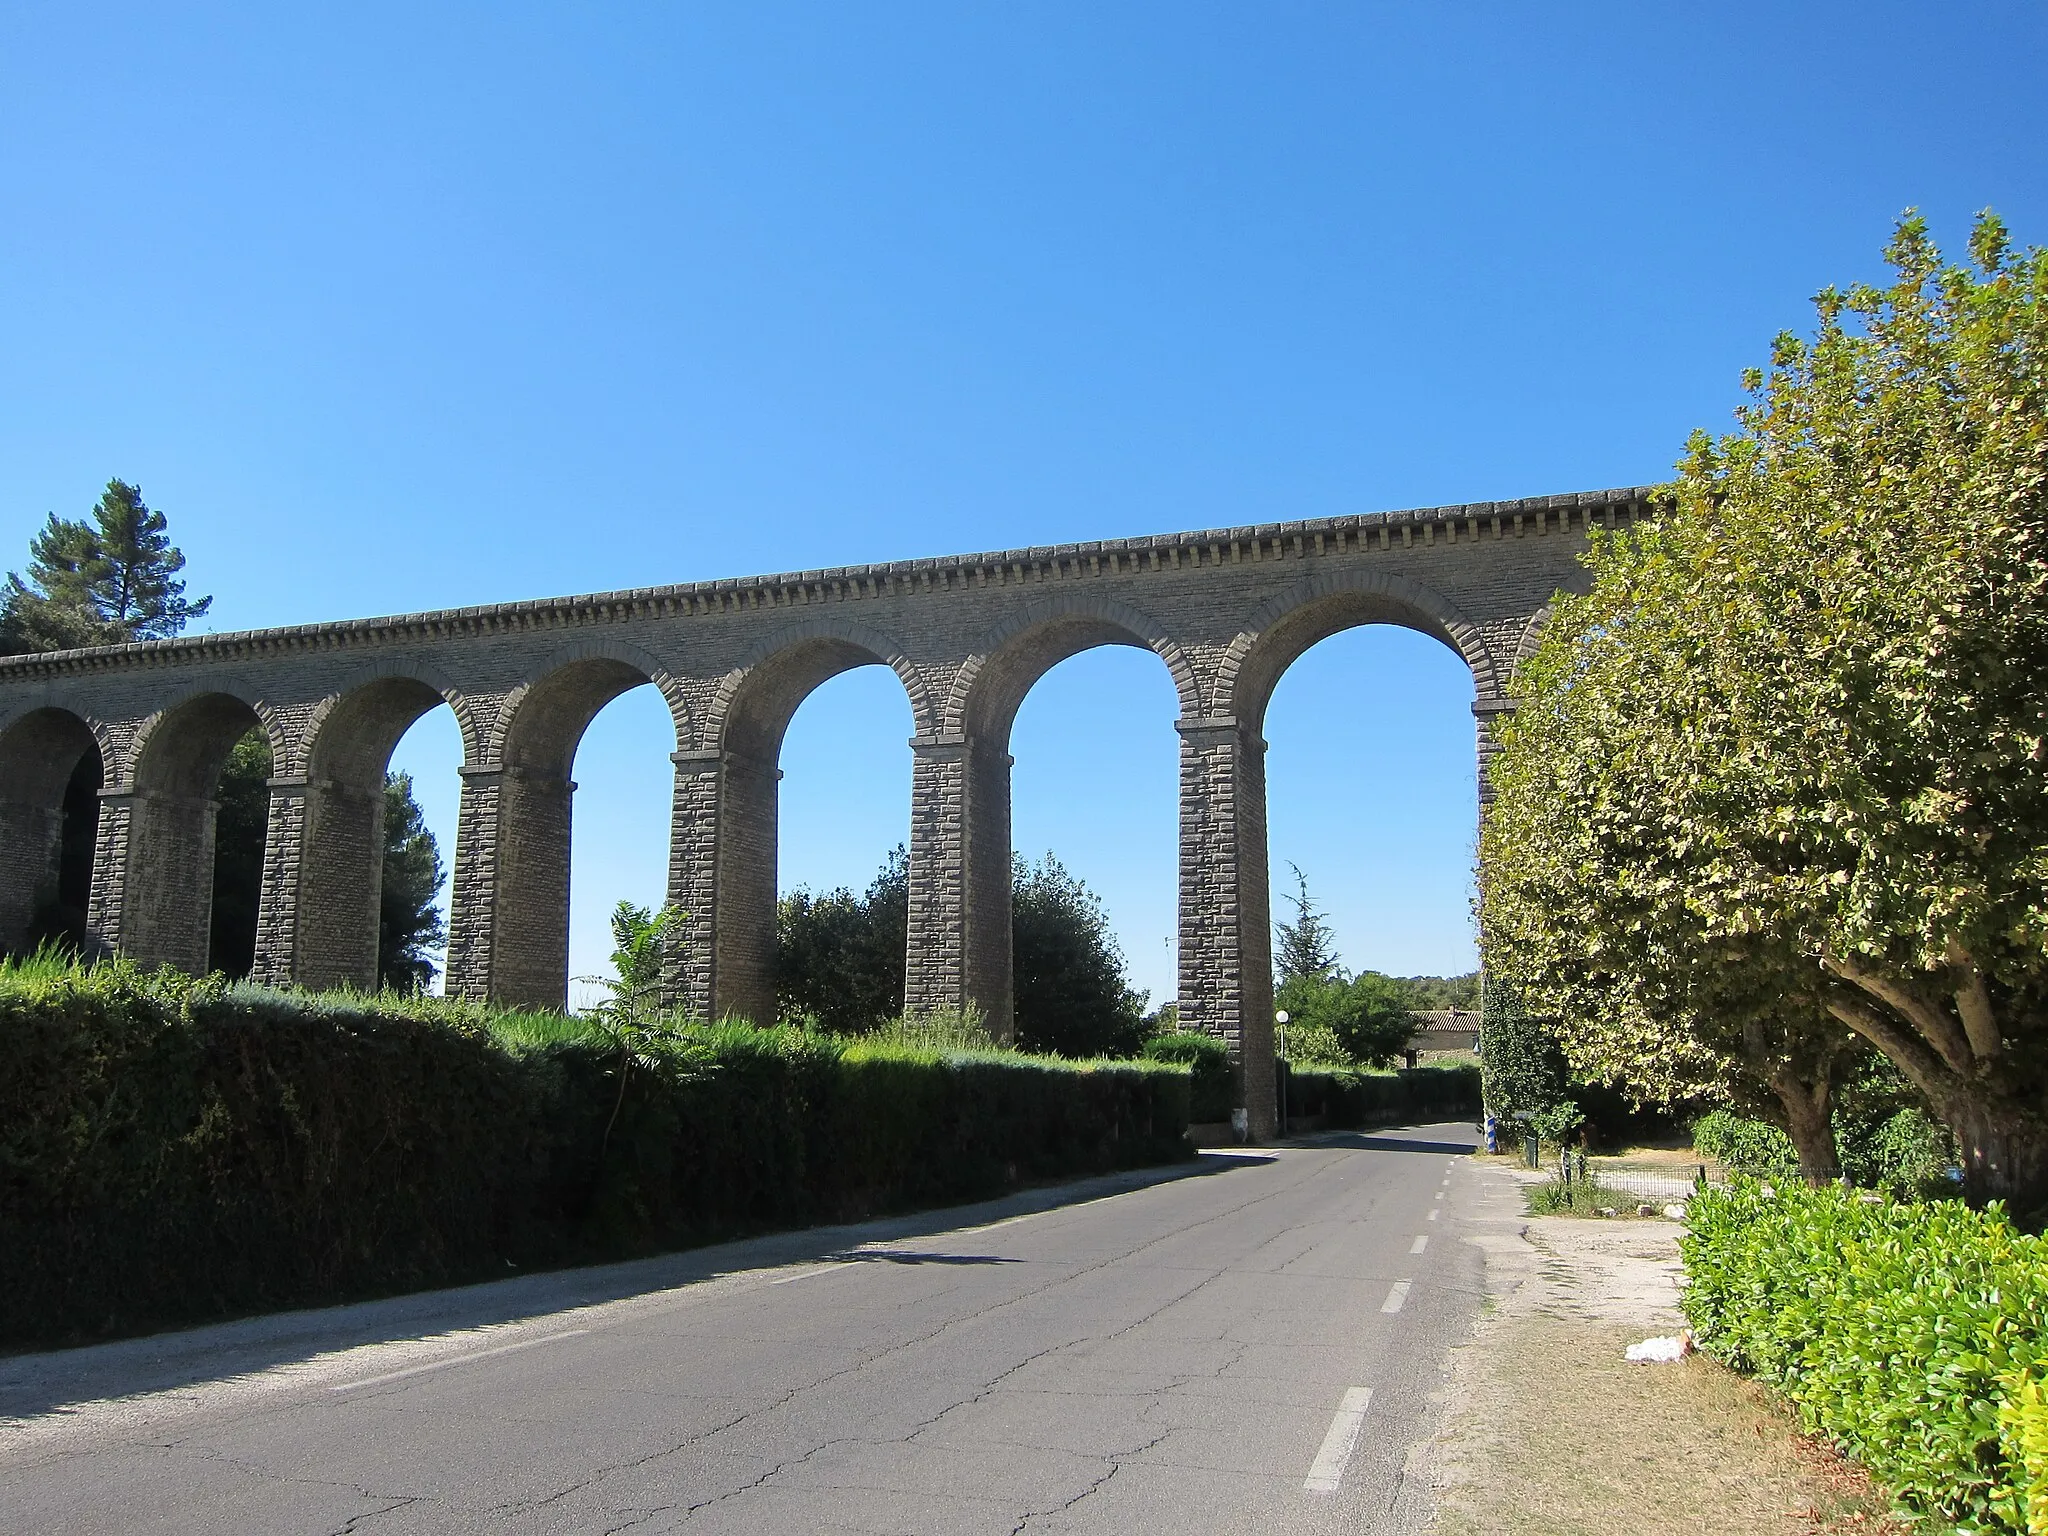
[1284,1061,1481,1128]
[1681,1181,2048,1531]
[0,960,1192,1349]
[1144,1031,1232,1122]
[1693,1105,1958,1196]
[1692,1109,1799,1179]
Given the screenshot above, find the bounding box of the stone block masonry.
[0,488,1650,1138]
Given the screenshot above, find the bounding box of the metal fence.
[1552,1152,1710,1203]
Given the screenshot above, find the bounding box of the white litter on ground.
[1624,1333,1694,1364]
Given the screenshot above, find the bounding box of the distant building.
[1410,1008,1480,1059]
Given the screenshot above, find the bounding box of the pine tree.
[78,481,211,639]
[0,480,211,653]
[1273,863,1341,984]
[379,772,448,993]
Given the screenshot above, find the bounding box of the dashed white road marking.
[331,1329,590,1393]
[1428,1207,1440,1222]
[770,1261,857,1285]
[1304,1386,1374,1493]
[1409,1235,1428,1255]
[1380,1279,1412,1314]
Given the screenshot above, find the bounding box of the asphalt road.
[0,1121,1486,1535]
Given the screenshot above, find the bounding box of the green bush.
[0,961,1191,1349]
[1143,1031,1232,1122]
[1692,1105,1959,1196]
[1681,1181,2048,1531]
[1284,1061,1481,1128]
[1691,1109,1799,1179]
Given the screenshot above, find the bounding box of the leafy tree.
[1397,972,1481,1011]
[1274,862,1341,984]
[775,847,908,1032]
[774,847,1149,1056]
[378,772,446,993]
[1482,213,2048,1209]
[1278,969,1418,1069]
[1,480,210,653]
[1012,852,1149,1058]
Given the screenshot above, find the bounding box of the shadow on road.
[0,1151,1265,1422]
[1285,1122,1480,1157]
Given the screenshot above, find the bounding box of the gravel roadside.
[1417,1161,1911,1536]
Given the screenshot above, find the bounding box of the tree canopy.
[775,847,1151,1056]
[1480,212,2048,1208]
[1274,863,1341,984]
[775,847,909,1033]
[1269,865,1419,1069]
[2,480,210,653]
[1011,852,1149,1057]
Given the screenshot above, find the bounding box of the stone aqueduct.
[0,487,1648,1133]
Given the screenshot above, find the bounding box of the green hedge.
[1692,1106,1958,1197]
[1681,1181,2048,1532]
[1286,1061,1481,1128]
[1137,1035,1482,1130]
[0,963,1190,1349]
[1143,1031,1233,1122]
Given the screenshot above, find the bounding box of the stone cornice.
[0,486,1653,682]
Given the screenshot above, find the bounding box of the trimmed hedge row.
[1287,1061,1482,1128]
[1143,1032,1234,1122]
[0,964,1190,1349]
[1681,1181,2048,1532]
[1141,1034,1482,1130]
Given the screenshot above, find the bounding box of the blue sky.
[4,4,2043,1004]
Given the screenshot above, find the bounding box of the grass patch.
[1526,1176,1663,1217]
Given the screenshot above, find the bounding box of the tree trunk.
[1941,1094,2048,1218]
[1770,1072,1841,1185]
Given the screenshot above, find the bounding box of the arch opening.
[1228,589,1486,736]
[712,635,912,1026]
[0,707,105,957]
[294,675,464,992]
[491,656,683,1011]
[126,691,268,975]
[937,611,1185,1041]
[1007,644,1179,1056]
[771,664,916,1033]
[1249,610,1482,1075]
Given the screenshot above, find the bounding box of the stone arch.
[298,658,483,780]
[278,662,483,993]
[912,593,1192,1043]
[1218,568,1497,732]
[125,681,281,797]
[471,640,692,1011]
[1511,603,1553,673]
[119,683,279,977]
[492,638,692,776]
[942,593,1199,746]
[0,701,110,954]
[706,616,933,760]
[699,617,929,1028]
[0,693,117,777]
